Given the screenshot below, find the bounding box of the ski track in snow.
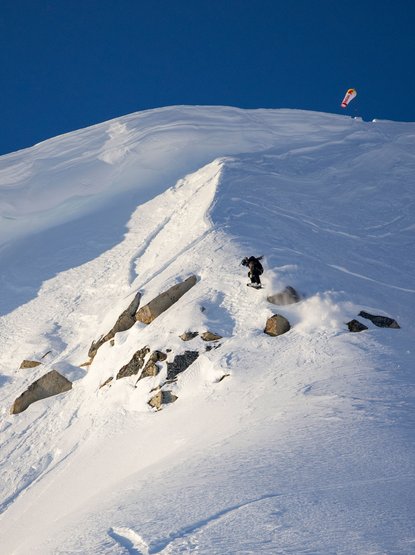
[126,494,283,554]
[0,107,414,554]
[108,527,149,555]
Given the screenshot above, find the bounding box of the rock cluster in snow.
[347,310,400,332]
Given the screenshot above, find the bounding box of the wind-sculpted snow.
[0,107,414,554]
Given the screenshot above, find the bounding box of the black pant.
[249,270,261,285]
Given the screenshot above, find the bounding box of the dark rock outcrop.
[166,351,199,381]
[116,348,167,382]
[116,346,150,380]
[359,311,400,329]
[264,314,291,336]
[11,370,72,414]
[201,331,222,342]
[136,275,197,324]
[88,291,142,359]
[347,319,368,332]
[19,360,42,369]
[205,343,221,351]
[267,286,300,306]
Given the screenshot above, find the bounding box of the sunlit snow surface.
[0,106,414,554]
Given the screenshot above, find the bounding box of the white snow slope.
[0,106,414,554]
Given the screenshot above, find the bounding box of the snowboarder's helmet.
[241,257,249,266]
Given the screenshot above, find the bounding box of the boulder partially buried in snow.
[179,331,199,341]
[166,351,199,381]
[11,370,72,414]
[136,275,197,324]
[89,291,142,359]
[267,286,300,306]
[19,360,42,369]
[148,389,178,410]
[116,348,167,382]
[201,331,222,342]
[116,346,150,380]
[358,310,400,329]
[347,319,368,332]
[264,314,291,337]
[138,351,168,381]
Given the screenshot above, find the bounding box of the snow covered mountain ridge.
[0,106,414,554]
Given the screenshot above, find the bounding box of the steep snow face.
[0,107,414,554]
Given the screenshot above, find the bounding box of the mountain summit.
[0,106,414,554]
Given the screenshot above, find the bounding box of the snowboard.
[247,283,263,289]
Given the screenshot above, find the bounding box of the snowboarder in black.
[241,256,263,288]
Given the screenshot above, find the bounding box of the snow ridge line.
[128,159,224,289]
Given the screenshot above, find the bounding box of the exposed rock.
[180,331,199,341]
[205,343,222,351]
[99,377,113,388]
[116,346,150,380]
[19,360,42,369]
[88,291,142,359]
[167,351,199,380]
[40,350,52,359]
[150,350,168,363]
[137,351,167,382]
[148,391,162,409]
[88,338,103,360]
[347,319,368,332]
[358,310,400,329]
[216,373,231,383]
[201,331,222,342]
[264,314,291,336]
[267,286,300,306]
[80,360,92,368]
[11,370,72,414]
[136,276,197,324]
[148,389,178,410]
[139,362,159,380]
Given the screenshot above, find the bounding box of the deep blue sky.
[1,0,414,155]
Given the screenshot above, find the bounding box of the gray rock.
[167,351,199,380]
[136,276,197,324]
[267,286,300,306]
[19,360,42,369]
[347,319,368,332]
[358,311,400,329]
[88,291,142,359]
[11,370,72,414]
[116,346,150,380]
[264,314,291,336]
[201,331,222,342]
